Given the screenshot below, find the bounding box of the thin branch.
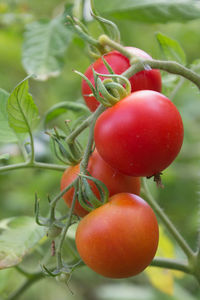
[151,257,191,274]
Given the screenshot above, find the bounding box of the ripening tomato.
[82,47,162,111]
[94,90,184,177]
[61,150,140,217]
[75,193,159,278]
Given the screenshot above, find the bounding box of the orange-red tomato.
[60,150,140,217]
[75,193,159,278]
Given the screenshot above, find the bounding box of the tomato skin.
[75,193,159,278]
[61,150,140,217]
[94,90,184,177]
[82,47,162,111]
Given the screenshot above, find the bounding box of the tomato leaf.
[156,32,186,65]
[44,101,90,127]
[94,0,200,23]
[7,77,39,133]
[22,16,72,81]
[0,89,18,143]
[0,216,46,269]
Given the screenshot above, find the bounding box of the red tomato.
[94,90,184,177]
[61,150,140,217]
[82,47,162,111]
[75,193,159,278]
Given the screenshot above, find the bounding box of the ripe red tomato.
[94,90,184,177]
[61,150,140,217]
[82,47,162,111]
[75,193,159,278]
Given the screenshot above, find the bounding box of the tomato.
[61,150,140,217]
[75,193,159,278]
[94,90,184,177]
[82,47,162,111]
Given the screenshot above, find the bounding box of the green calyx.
[78,173,109,212]
[75,60,131,108]
[46,124,83,166]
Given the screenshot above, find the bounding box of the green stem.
[99,34,132,59]
[142,178,195,261]
[151,257,191,274]
[80,104,105,172]
[50,178,78,208]
[66,113,93,144]
[0,161,66,174]
[123,59,200,90]
[7,271,44,300]
[15,266,33,278]
[57,183,78,269]
[29,130,35,163]
[98,34,200,90]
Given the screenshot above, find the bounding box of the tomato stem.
[80,104,105,172]
[98,34,200,90]
[151,257,191,274]
[124,59,200,90]
[56,182,78,269]
[98,34,133,59]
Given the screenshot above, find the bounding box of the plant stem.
[0,161,66,174]
[66,113,93,144]
[142,178,195,261]
[123,59,200,90]
[99,34,133,59]
[29,130,35,163]
[50,178,78,208]
[98,34,200,90]
[80,104,105,172]
[151,257,191,274]
[7,271,44,300]
[57,183,78,269]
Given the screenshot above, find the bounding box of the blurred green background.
[1,0,200,299]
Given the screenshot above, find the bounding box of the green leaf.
[7,78,39,133]
[0,216,46,269]
[44,101,90,127]
[0,89,18,144]
[22,16,72,81]
[156,32,186,65]
[94,0,200,23]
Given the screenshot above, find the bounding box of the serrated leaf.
[44,101,90,127]
[0,216,46,269]
[94,0,200,23]
[0,89,18,143]
[7,78,39,133]
[22,16,72,81]
[156,32,186,65]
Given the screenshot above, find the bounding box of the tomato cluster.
[61,46,184,278]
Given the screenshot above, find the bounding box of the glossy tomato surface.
[82,47,162,111]
[75,193,159,278]
[61,150,140,217]
[94,90,184,177]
